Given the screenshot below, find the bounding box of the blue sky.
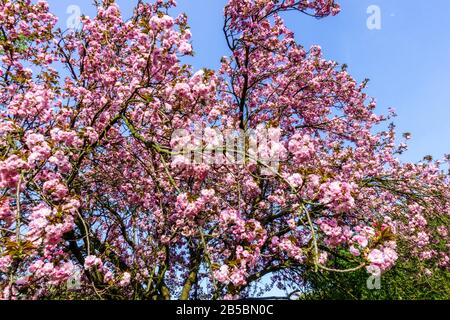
[46,0,450,164]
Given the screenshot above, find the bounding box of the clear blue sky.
[46,0,450,164]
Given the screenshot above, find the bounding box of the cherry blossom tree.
[0,0,448,300]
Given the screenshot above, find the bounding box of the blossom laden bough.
[0,0,449,300]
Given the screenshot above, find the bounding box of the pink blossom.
[0,155,29,188]
[42,179,68,200]
[25,133,45,147]
[0,256,12,273]
[349,245,360,257]
[319,181,355,213]
[352,234,368,248]
[179,42,192,54]
[0,199,13,222]
[287,173,303,187]
[119,272,131,286]
[229,269,246,286]
[84,255,103,269]
[415,231,430,247]
[318,252,328,264]
[214,265,230,283]
[42,262,54,275]
[367,249,384,265]
[288,134,315,162]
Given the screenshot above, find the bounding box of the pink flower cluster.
[214,264,248,287]
[25,133,51,166]
[0,198,13,224]
[84,255,103,270]
[271,236,305,262]
[348,226,376,256]
[27,203,75,247]
[316,218,352,247]
[288,134,316,163]
[174,189,216,218]
[286,173,303,188]
[42,178,69,200]
[319,181,356,213]
[219,209,267,247]
[48,151,72,174]
[28,260,75,284]
[0,155,28,188]
[0,256,12,273]
[50,128,83,148]
[366,241,398,275]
